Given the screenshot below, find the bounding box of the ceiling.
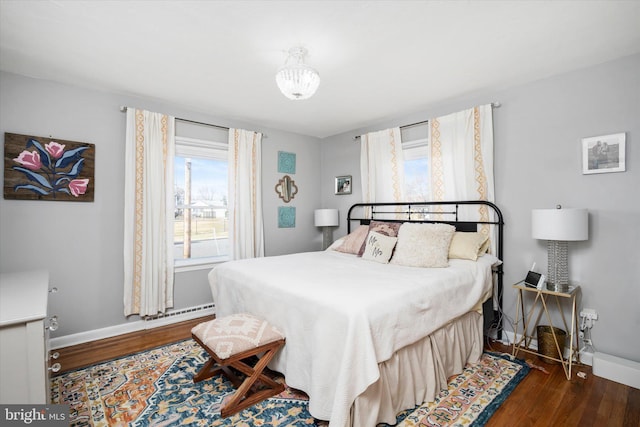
[1,1,639,138]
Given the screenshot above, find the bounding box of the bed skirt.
[348,310,484,427]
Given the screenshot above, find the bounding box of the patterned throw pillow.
[357,221,402,256]
[361,231,398,263]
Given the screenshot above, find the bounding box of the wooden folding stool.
[191,313,286,417]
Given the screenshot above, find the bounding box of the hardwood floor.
[53,317,639,426]
[54,315,214,373]
[484,339,639,427]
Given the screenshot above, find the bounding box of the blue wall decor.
[277,151,296,174]
[278,206,296,228]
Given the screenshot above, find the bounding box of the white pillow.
[390,223,455,267]
[361,231,398,264]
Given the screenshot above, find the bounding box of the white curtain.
[228,128,264,260]
[123,108,175,317]
[360,127,405,218]
[429,104,495,251]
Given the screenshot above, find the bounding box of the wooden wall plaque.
[4,133,95,202]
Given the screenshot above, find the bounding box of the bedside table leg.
[512,290,523,358]
[555,296,571,340]
[575,296,581,365]
[525,292,543,349]
[540,296,570,379]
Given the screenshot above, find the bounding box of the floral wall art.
[4,133,95,202]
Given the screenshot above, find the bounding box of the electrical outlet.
[580,308,598,321]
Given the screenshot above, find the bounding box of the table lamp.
[532,205,588,292]
[315,209,339,250]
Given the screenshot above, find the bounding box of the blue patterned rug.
[50,339,528,426]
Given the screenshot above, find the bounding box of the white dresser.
[0,270,58,404]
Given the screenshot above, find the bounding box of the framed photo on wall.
[335,175,352,195]
[582,132,626,175]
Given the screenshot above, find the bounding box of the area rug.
[50,340,528,426]
[396,352,530,426]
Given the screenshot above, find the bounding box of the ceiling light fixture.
[276,47,320,100]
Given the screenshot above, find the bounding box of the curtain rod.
[352,102,501,141]
[119,106,229,131]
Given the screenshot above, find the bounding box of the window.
[173,137,228,271]
[402,138,430,202]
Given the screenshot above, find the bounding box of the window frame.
[402,137,430,202]
[173,136,229,273]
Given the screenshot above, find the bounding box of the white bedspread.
[208,250,496,426]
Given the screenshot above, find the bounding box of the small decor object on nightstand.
[335,175,352,195]
[582,132,625,174]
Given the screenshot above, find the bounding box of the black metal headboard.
[347,200,505,339]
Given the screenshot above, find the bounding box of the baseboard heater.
[50,303,216,349]
[144,303,216,325]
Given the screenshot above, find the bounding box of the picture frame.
[582,132,626,175]
[335,175,352,195]
[4,132,95,202]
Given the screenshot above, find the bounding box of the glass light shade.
[314,209,339,227]
[276,47,320,100]
[276,65,320,100]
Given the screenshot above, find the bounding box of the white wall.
[0,71,322,337]
[320,54,640,362]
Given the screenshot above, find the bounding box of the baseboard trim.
[579,348,594,366]
[50,305,215,349]
[501,335,640,386]
[593,352,640,389]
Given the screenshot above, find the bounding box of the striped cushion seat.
[191,313,284,359]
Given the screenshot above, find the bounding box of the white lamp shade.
[314,209,339,227]
[532,208,588,241]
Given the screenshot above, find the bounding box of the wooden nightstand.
[511,281,581,380]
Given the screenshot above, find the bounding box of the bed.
[208,201,504,427]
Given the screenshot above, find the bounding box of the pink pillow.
[357,221,401,256]
[335,225,370,254]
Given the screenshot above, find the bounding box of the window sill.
[174,257,229,273]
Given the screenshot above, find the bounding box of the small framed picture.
[335,175,352,195]
[582,133,626,174]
